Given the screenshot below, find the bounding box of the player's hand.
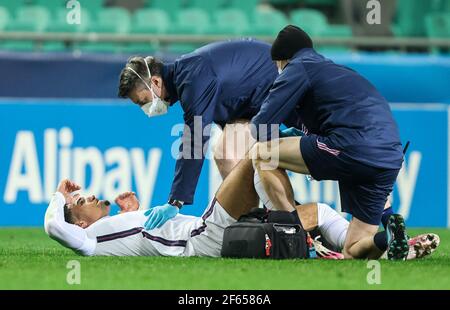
[144,203,179,230]
[115,192,140,213]
[280,127,303,138]
[56,179,81,203]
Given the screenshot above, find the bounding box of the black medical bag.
[221,208,309,259]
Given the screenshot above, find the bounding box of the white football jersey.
[44,192,206,256]
[88,209,201,256]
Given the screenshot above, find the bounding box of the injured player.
[44,158,439,259]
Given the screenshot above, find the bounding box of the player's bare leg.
[213,119,255,179]
[215,158,259,220]
[254,165,410,260]
[252,138,393,259]
[252,137,309,211]
[252,137,310,173]
[298,203,416,260]
[254,169,296,211]
[295,203,346,259]
[295,203,318,231]
[342,218,382,259]
[254,166,349,253]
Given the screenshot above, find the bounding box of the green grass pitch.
[0,228,449,290]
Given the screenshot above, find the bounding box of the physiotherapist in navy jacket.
[118,39,278,229]
[251,25,408,260]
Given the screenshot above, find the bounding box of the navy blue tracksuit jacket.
[161,39,278,204]
[251,48,404,170]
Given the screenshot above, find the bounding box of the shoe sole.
[387,215,409,260]
[409,233,440,259]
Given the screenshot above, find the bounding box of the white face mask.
[127,58,170,118]
[141,97,168,117]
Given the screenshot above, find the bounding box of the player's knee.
[342,237,361,259]
[344,241,371,259]
[214,158,226,177]
[251,155,262,173]
[213,145,226,166]
[251,142,269,165]
[214,145,241,178]
[214,158,238,179]
[213,151,223,168]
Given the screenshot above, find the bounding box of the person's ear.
[151,76,163,96]
[151,76,160,88]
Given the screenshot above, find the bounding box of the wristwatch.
[168,199,184,209]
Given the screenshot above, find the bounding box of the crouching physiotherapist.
[117,39,280,229]
[250,25,407,259]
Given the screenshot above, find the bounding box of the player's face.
[69,194,110,227]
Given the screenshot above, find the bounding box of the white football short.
[184,198,236,257]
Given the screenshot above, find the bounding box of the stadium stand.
[2,5,51,51]
[131,8,170,34]
[42,8,91,52]
[188,0,225,17]
[144,0,185,19]
[34,0,70,15]
[426,13,450,39]
[212,8,250,35]
[0,6,10,31]
[0,0,448,54]
[247,8,289,36]
[425,12,450,53]
[172,8,211,34]
[290,8,328,37]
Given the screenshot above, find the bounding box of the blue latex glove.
[144,203,179,230]
[279,127,304,138]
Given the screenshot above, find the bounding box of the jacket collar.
[161,63,179,105]
[292,47,314,59]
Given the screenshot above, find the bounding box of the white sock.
[317,203,349,251]
[254,170,275,210]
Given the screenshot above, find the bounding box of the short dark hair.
[118,56,164,98]
[64,203,75,224]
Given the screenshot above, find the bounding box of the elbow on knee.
[251,142,276,171]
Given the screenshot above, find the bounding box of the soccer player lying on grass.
[44,159,439,258]
[44,159,339,257]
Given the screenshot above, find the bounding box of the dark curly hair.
[63,203,76,224]
[117,56,164,98]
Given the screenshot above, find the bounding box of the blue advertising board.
[0,99,449,227]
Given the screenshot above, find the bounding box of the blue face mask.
[127,58,170,118]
